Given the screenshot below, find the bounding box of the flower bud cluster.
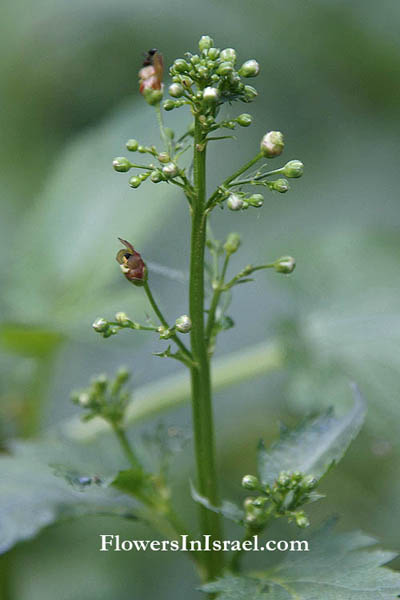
[165,35,260,119]
[71,368,130,426]
[241,471,318,530]
[226,192,264,211]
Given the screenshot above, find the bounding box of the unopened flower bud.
[217,62,234,76]
[78,392,91,407]
[203,87,219,103]
[302,475,318,491]
[199,35,214,52]
[260,131,284,158]
[129,176,141,189]
[243,85,258,102]
[175,315,192,333]
[113,157,131,172]
[151,170,164,183]
[283,160,304,178]
[115,312,129,325]
[269,178,289,193]
[248,193,264,207]
[172,58,189,73]
[227,193,244,211]
[126,139,138,152]
[220,48,236,63]
[274,256,296,274]
[236,113,252,127]
[242,474,259,490]
[224,232,241,255]
[142,88,163,105]
[116,238,147,286]
[239,59,260,77]
[157,152,170,163]
[295,512,310,528]
[93,318,108,333]
[158,326,173,340]
[169,83,184,98]
[162,162,178,178]
[208,47,220,60]
[163,99,176,111]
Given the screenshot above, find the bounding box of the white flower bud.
[162,162,178,178]
[239,59,260,77]
[274,256,296,274]
[203,86,219,103]
[260,131,284,158]
[227,193,244,211]
[175,315,192,333]
[115,312,129,324]
[92,317,108,332]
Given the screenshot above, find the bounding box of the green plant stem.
[229,167,284,187]
[206,152,263,209]
[155,102,172,155]
[143,280,192,360]
[205,254,230,344]
[111,423,143,471]
[189,116,223,581]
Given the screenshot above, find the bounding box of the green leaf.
[201,523,400,599]
[190,482,244,524]
[0,437,137,554]
[258,385,366,486]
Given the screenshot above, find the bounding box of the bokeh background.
[1,0,400,598]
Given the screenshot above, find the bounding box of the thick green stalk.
[189,116,223,580]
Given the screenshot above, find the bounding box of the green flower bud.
[295,512,310,528]
[223,232,241,255]
[158,326,173,340]
[137,145,147,153]
[172,58,189,73]
[180,75,193,88]
[217,62,234,76]
[126,139,138,152]
[227,193,244,211]
[248,193,264,208]
[236,113,252,127]
[203,86,219,103]
[242,474,259,490]
[190,54,200,64]
[142,87,163,106]
[197,65,209,79]
[302,475,318,491]
[260,131,284,158]
[199,35,214,52]
[169,83,184,98]
[208,47,220,60]
[274,256,296,274]
[115,312,129,325]
[175,315,192,333]
[243,84,258,102]
[220,48,236,63]
[112,157,131,172]
[269,178,289,193]
[163,99,176,111]
[129,176,141,189]
[92,318,108,333]
[158,152,170,163]
[239,59,260,77]
[162,162,178,178]
[151,170,164,183]
[77,391,91,407]
[253,496,268,508]
[283,160,304,178]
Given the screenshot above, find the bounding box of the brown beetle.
[116,238,147,286]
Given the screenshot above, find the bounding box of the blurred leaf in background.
[1,0,400,598]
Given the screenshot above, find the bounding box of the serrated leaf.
[201,523,400,599]
[258,385,366,486]
[190,482,244,524]
[0,437,137,554]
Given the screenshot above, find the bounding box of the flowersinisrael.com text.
[99,534,309,553]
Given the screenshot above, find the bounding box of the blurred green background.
[1,0,400,598]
